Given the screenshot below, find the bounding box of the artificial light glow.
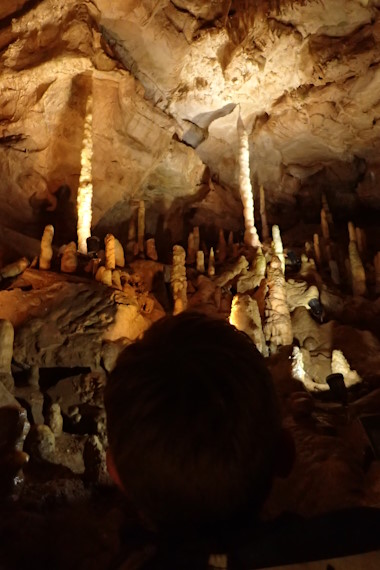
[77,94,93,254]
[237,113,261,249]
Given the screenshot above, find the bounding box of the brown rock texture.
[0,0,379,252]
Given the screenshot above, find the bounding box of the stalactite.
[77,94,93,254]
[237,113,261,248]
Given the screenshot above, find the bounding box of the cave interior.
[1,0,380,568]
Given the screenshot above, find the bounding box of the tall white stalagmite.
[259,185,270,242]
[77,94,93,254]
[237,113,261,248]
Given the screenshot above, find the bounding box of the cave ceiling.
[1,0,380,250]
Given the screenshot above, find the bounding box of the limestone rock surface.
[0,0,379,249]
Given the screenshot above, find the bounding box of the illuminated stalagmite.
[61,242,77,273]
[208,247,215,277]
[331,350,362,388]
[291,346,329,393]
[259,185,270,242]
[264,255,293,351]
[0,258,29,279]
[171,245,187,315]
[237,113,261,248]
[271,225,285,273]
[39,225,54,270]
[77,94,93,254]
[105,234,116,270]
[196,251,205,273]
[229,294,267,356]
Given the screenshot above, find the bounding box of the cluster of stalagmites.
[2,184,379,400]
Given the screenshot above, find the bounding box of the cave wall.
[1,0,380,252]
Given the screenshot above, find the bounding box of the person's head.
[105,312,291,535]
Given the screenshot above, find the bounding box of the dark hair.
[105,312,280,538]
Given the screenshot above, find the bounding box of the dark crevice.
[0,0,45,31]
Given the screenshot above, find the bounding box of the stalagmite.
[375,252,380,295]
[237,113,261,248]
[46,403,63,438]
[146,238,158,261]
[236,249,266,294]
[95,266,112,287]
[114,238,125,267]
[264,255,293,351]
[349,241,367,296]
[227,231,234,256]
[300,253,316,278]
[171,245,187,315]
[229,294,267,356]
[329,259,340,285]
[0,319,14,391]
[259,185,270,242]
[313,234,321,266]
[193,226,200,252]
[271,225,285,273]
[137,200,145,254]
[320,209,330,240]
[305,242,313,257]
[77,94,93,254]
[355,227,366,257]
[348,221,356,243]
[232,243,240,258]
[331,350,362,388]
[61,242,77,273]
[112,269,122,290]
[322,193,333,225]
[0,257,29,279]
[126,217,137,255]
[187,232,196,264]
[217,229,227,263]
[39,225,54,270]
[286,280,320,312]
[208,247,215,277]
[215,256,249,287]
[254,247,266,280]
[196,250,205,273]
[291,347,329,393]
[105,234,116,270]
